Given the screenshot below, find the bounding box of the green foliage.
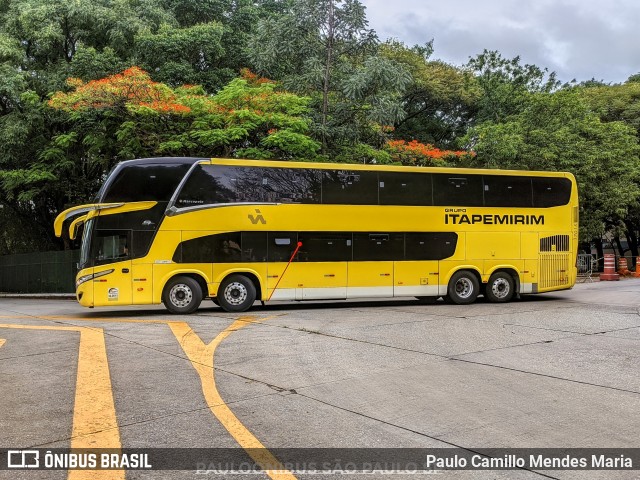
[467,50,560,123]
[581,81,640,137]
[247,0,410,154]
[48,68,321,160]
[135,22,231,91]
[381,40,480,148]
[332,143,391,164]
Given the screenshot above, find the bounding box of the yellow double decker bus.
[54,157,578,313]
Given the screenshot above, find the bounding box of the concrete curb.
[0,293,76,300]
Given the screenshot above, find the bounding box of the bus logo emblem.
[248,209,266,225]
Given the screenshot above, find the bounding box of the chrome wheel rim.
[491,278,510,299]
[169,284,193,308]
[224,282,248,306]
[454,277,474,299]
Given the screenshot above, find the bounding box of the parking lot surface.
[1,280,639,479]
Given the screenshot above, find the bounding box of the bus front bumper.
[76,283,94,307]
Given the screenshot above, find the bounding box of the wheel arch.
[215,270,263,301]
[156,269,210,303]
[486,266,521,293]
[444,266,483,288]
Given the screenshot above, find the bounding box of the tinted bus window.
[261,168,321,203]
[103,164,190,202]
[483,176,533,207]
[297,232,352,262]
[176,165,239,206]
[322,170,378,205]
[405,232,458,260]
[268,232,298,262]
[353,233,404,261]
[433,174,483,206]
[177,235,214,263]
[379,172,432,206]
[241,232,268,262]
[532,177,572,207]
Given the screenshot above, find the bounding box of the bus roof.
[118,157,207,166]
[112,156,574,180]
[205,157,574,179]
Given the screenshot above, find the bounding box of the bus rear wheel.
[447,271,479,305]
[485,272,515,303]
[163,276,203,314]
[218,274,256,312]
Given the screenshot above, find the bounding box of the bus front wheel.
[218,274,256,312]
[485,272,515,303]
[447,271,479,305]
[163,276,203,314]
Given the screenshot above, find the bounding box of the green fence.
[0,250,79,293]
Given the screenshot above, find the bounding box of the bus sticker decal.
[445,213,544,225]
[108,288,119,301]
[248,209,266,225]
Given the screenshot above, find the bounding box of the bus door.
[90,228,133,306]
[266,232,348,301]
[348,233,400,298]
[393,233,448,298]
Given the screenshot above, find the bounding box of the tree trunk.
[594,237,604,272]
[624,220,639,269]
[321,0,335,154]
[614,235,626,263]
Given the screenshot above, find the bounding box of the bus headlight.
[76,269,114,287]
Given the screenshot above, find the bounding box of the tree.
[380,40,480,149]
[134,23,229,92]
[48,67,320,160]
[581,81,640,138]
[384,139,474,167]
[467,50,560,123]
[247,0,410,158]
[580,80,640,262]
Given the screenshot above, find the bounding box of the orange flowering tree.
[47,67,320,160]
[384,139,475,166]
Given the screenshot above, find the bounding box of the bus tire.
[163,276,203,314]
[485,272,515,303]
[218,274,256,312]
[447,271,479,305]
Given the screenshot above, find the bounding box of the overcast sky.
[363,0,640,84]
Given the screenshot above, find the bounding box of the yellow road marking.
[170,317,297,480]
[0,324,122,480]
[0,314,177,324]
[0,338,5,348]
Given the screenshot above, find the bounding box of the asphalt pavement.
[1,279,639,479]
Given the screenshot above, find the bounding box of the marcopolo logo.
[7,450,39,468]
[248,209,266,225]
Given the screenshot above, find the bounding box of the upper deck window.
[322,170,378,205]
[433,174,484,206]
[483,176,533,207]
[379,172,432,206]
[176,165,321,207]
[532,177,572,207]
[102,164,191,202]
[173,164,572,209]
